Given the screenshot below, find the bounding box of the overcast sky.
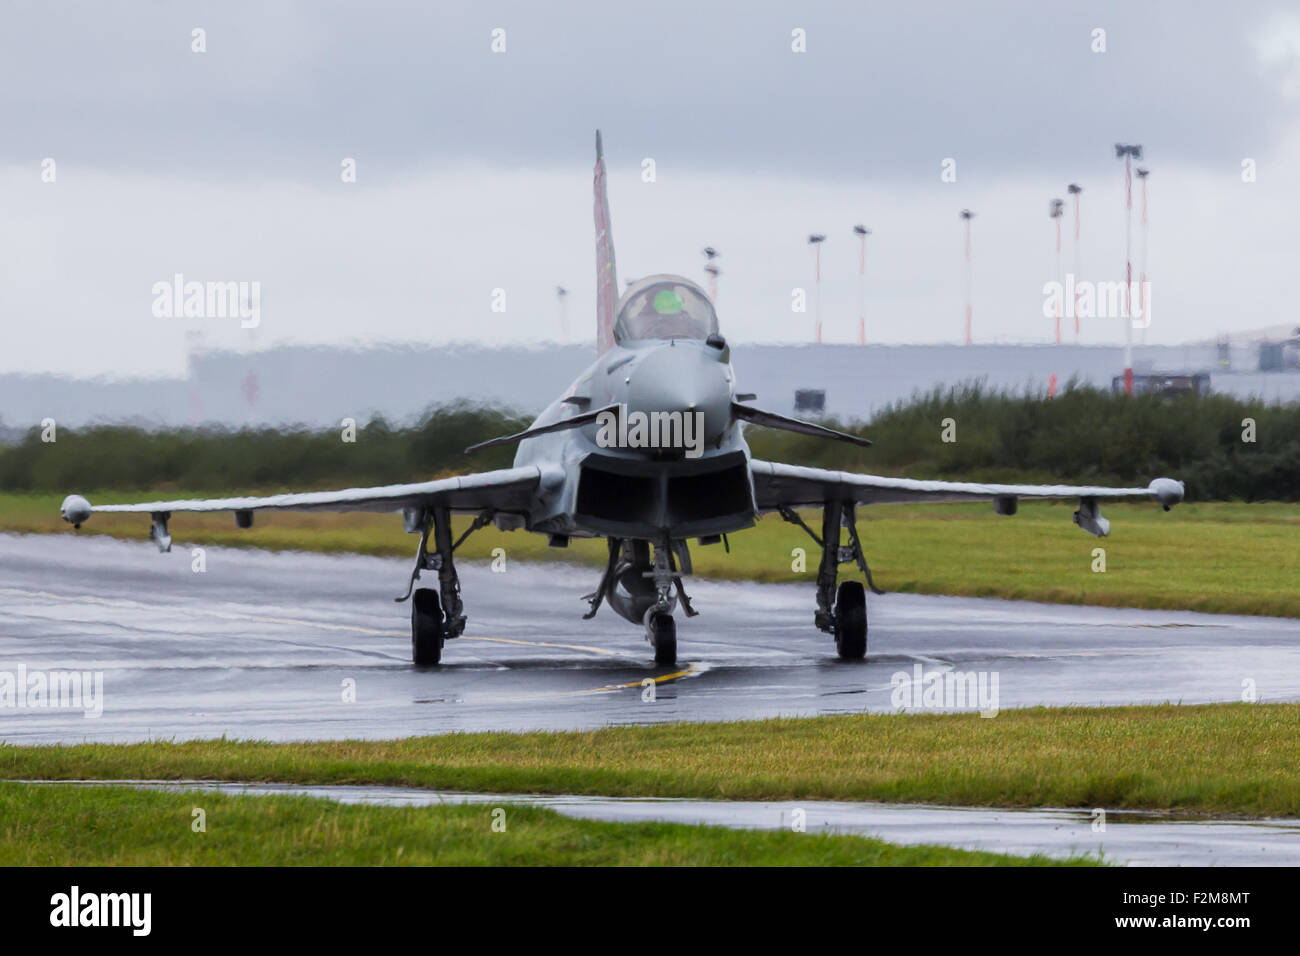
[3,0,1299,377]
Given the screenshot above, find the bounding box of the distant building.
[1258,328,1300,372]
[1111,371,1211,396]
[794,388,826,415]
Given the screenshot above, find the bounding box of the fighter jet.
[59,132,1185,667]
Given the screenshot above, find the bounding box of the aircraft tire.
[834,581,868,660]
[649,611,677,666]
[412,587,445,666]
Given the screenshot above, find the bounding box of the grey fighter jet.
[60,132,1184,667]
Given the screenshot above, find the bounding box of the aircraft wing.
[749,459,1184,536]
[61,466,545,544]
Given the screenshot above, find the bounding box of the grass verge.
[0,782,1088,866]
[4,703,1298,818]
[4,493,1299,618]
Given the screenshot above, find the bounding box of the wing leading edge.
[61,466,545,531]
[750,459,1184,536]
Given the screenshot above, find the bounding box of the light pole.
[853,224,870,345]
[1114,144,1143,394]
[808,234,826,343]
[1067,183,1082,340]
[1136,167,1150,342]
[702,246,720,302]
[556,285,568,338]
[960,210,974,345]
[1050,199,1064,345]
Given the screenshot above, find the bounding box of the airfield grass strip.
[4,494,1300,618]
[3,704,1299,818]
[0,782,1091,866]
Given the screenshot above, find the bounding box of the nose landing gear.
[642,537,685,666]
[646,610,678,666]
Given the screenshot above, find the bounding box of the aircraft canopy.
[614,276,718,342]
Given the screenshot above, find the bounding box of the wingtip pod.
[60,494,91,529]
[1148,478,1185,510]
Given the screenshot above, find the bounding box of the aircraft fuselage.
[507,335,757,544]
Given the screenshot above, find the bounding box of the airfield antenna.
[853,225,870,345]
[1050,199,1064,345]
[1136,168,1150,345]
[1114,144,1143,394]
[960,210,974,345]
[1067,184,1083,341]
[702,247,721,303]
[556,285,569,338]
[808,234,826,343]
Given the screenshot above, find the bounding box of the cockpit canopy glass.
[615,279,718,342]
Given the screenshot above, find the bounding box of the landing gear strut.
[782,500,881,660]
[643,538,683,666]
[397,507,492,666]
[584,536,695,666]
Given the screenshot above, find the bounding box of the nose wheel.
[647,611,678,666]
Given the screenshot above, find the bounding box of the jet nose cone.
[625,344,731,454]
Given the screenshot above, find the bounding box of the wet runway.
[2,532,1299,744]
[35,780,1300,866]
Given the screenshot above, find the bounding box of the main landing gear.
[397,506,493,666]
[781,500,882,660]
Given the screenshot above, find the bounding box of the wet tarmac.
[30,780,1300,866]
[2,532,1299,744]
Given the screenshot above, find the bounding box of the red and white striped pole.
[1068,183,1082,340]
[1137,168,1150,343]
[853,224,870,345]
[960,210,974,345]
[1115,145,1142,394]
[808,234,826,343]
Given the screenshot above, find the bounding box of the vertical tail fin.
[593,130,618,354]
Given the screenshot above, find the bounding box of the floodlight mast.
[1114,144,1143,394]
[702,247,720,303]
[853,225,870,345]
[1067,183,1083,341]
[959,210,974,345]
[1136,168,1150,343]
[807,234,826,343]
[1050,199,1065,345]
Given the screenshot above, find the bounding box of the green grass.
[0,782,1087,866]
[5,704,1298,818]
[6,492,1299,617]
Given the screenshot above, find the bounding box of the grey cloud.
[2,0,1295,180]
